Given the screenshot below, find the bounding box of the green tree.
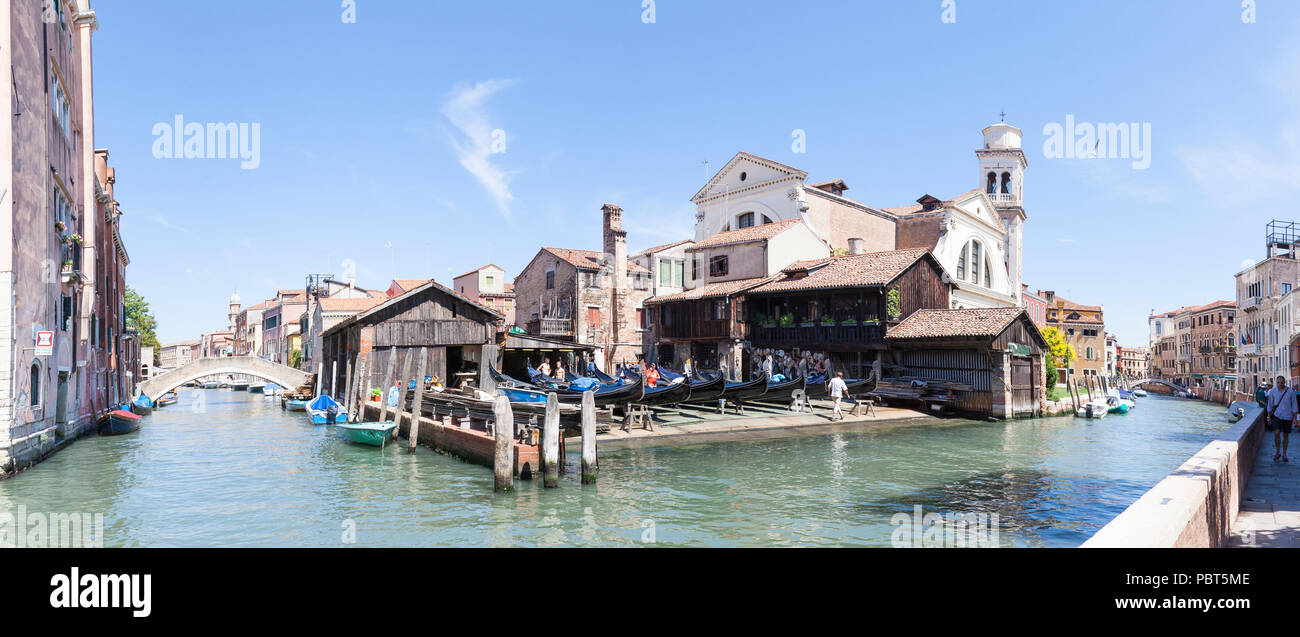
[289,349,303,369]
[1046,363,1058,390]
[125,286,161,365]
[1041,326,1075,370]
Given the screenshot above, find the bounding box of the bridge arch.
[138,356,312,402]
[1132,378,1187,393]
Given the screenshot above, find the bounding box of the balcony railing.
[748,323,887,349]
[1242,297,1263,312]
[1239,343,1261,356]
[987,192,1019,205]
[529,318,573,338]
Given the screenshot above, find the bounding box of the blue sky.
[92,0,1298,346]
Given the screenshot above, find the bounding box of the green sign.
[1008,342,1032,358]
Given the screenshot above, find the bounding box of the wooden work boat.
[156,391,178,407]
[335,422,397,447]
[98,410,142,436]
[305,394,348,425]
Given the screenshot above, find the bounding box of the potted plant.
[886,288,902,321]
[841,317,859,327]
[66,233,83,247]
[778,313,795,328]
[369,388,381,402]
[820,315,837,327]
[54,221,66,233]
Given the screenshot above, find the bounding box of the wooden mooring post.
[393,349,415,440]
[408,348,428,451]
[543,392,560,488]
[315,363,323,397]
[581,390,598,484]
[342,355,355,420]
[378,349,398,424]
[493,394,514,492]
[351,353,368,423]
[330,360,338,398]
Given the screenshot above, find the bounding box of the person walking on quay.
[1266,375,1297,462]
[1257,382,1269,408]
[829,371,849,421]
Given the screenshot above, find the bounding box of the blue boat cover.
[307,394,342,411]
[132,394,153,408]
[569,377,600,391]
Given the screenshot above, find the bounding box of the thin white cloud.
[441,79,516,219]
[150,215,190,233]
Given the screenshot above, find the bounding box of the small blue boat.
[498,386,549,404]
[336,422,397,447]
[285,399,307,412]
[305,394,348,425]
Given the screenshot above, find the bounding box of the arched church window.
[737,212,755,229]
[984,253,992,288]
[1000,172,1011,194]
[970,241,981,285]
[986,172,997,194]
[957,243,968,281]
[762,215,773,225]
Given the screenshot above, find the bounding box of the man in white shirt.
[1266,375,1297,462]
[828,371,849,421]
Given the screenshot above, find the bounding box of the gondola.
[130,394,153,416]
[489,366,644,407]
[638,376,692,406]
[670,367,727,405]
[757,374,805,402]
[721,373,770,404]
[804,373,876,399]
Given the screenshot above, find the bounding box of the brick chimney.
[602,203,627,288]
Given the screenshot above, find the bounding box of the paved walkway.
[1230,431,1300,547]
[569,398,937,449]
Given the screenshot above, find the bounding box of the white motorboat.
[1076,399,1110,419]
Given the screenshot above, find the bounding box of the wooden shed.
[319,280,504,398]
[883,308,1047,419]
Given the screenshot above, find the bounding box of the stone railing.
[1082,402,1264,548]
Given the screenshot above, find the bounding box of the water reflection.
[0,392,1226,547]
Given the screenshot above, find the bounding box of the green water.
[0,389,1228,547]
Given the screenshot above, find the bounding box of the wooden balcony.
[525,318,574,339]
[747,323,887,350]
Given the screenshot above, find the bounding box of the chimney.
[602,203,627,288]
[848,238,864,255]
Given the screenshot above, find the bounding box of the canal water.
[0,389,1228,547]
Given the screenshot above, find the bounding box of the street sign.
[35,331,54,356]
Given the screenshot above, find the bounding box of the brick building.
[1038,291,1106,380]
[513,205,653,369]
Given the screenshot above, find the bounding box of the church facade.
[688,122,1029,311]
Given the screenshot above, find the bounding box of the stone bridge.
[1132,378,1187,393]
[138,356,312,402]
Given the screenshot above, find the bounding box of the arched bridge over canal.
[138,357,312,402]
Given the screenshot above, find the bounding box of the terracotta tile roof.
[632,239,694,258]
[540,247,651,274]
[685,219,801,251]
[389,279,431,293]
[1188,300,1235,314]
[504,283,515,293]
[887,308,1028,340]
[319,297,386,313]
[747,249,934,294]
[645,277,770,304]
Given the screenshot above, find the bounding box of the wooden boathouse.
[883,308,1047,419]
[319,280,504,398]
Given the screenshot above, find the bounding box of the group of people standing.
[749,348,834,382]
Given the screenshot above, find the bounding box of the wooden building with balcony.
[319,280,503,398]
[647,248,953,379]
